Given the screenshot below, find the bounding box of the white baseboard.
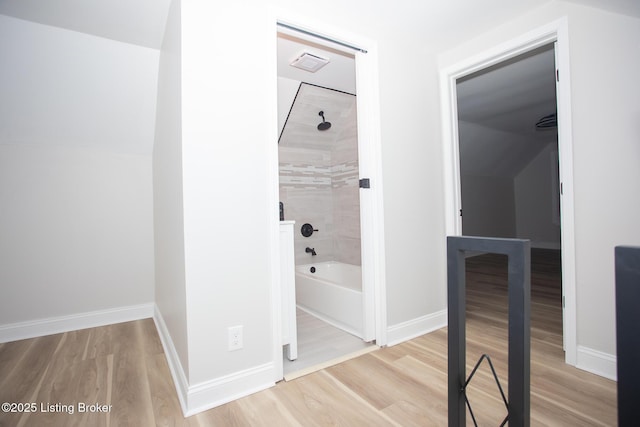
[0,303,154,343]
[153,304,276,417]
[185,362,275,417]
[152,305,189,416]
[386,309,447,347]
[576,345,617,381]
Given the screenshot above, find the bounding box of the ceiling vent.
[290,52,330,73]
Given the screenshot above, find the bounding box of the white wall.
[3,0,634,413]
[162,0,452,411]
[152,0,190,382]
[100,0,638,413]
[457,118,560,246]
[0,144,154,325]
[439,1,640,369]
[377,35,448,328]
[514,142,561,248]
[179,1,276,394]
[0,15,158,156]
[0,15,157,331]
[461,174,516,238]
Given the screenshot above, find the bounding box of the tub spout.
[305,247,317,256]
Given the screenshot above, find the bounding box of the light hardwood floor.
[0,250,616,426]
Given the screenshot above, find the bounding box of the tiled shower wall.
[279,109,361,266]
[330,105,361,266]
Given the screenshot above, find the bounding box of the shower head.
[317,111,332,131]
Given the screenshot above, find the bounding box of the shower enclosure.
[278,82,364,337]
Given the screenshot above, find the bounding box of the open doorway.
[440,21,577,366]
[457,45,559,248]
[456,43,564,362]
[274,23,385,380]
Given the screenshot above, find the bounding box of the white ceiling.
[277,32,356,95]
[564,0,640,18]
[276,31,357,151]
[0,0,638,52]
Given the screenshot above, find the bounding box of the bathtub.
[295,261,363,338]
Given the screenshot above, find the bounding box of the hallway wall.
[0,14,157,335]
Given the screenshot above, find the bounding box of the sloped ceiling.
[457,46,557,136]
[0,0,171,49]
[279,84,356,150]
[457,46,558,178]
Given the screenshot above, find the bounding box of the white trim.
[354,45,388,345]
[297,305,362,339]
[154,305,275,416]
[386,310,447,347]
[0,302,154,343]
[267,7,285,384]
[554,23,578,365]
[184,363,275,417]
[439,17,577,366]
[576,346,617,381]
[269,8,388,377]
[153,305,189,416]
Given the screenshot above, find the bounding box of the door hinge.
[562,296,565,308]
[459,209,463,217]
[560,182,563,195]
[556,69,559,82]
[359,178,371,189]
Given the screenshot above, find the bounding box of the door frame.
[268,8,388,381]
[439,18,577,365]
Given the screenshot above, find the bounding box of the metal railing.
[447,236,531,427]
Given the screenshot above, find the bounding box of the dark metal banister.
[463,354,509,427]
[615,245,640,426]
[447,236,531,427]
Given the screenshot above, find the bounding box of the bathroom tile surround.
[279,97,361,266]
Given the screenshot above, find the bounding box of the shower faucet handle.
[301,223,318,237]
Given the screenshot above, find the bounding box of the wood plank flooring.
[0,250,617,426]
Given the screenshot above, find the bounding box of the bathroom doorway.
[275,24,384,379]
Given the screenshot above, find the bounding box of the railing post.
[447,236,531,427]
[447,238,466,426]
[615,245,640,426]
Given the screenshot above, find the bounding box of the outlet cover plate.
[228,325,243,351]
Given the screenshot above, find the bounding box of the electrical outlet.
[228,326,243,351]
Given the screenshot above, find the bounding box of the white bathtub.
[295,261,363,338]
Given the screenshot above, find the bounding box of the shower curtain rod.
[277,22,368,54]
